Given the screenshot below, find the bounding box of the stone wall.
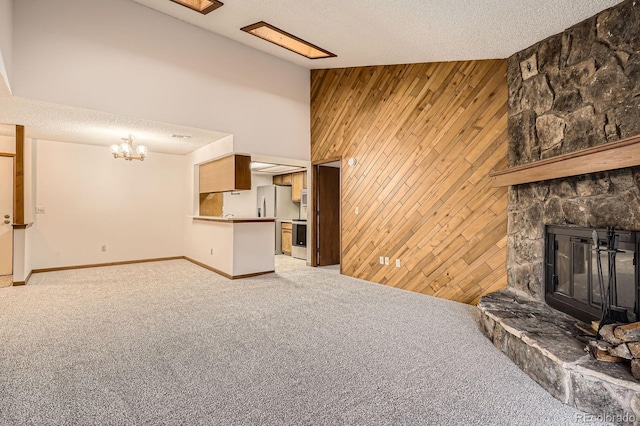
[507,0,640,300]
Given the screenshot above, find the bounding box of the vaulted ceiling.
[0,0,624,156]
[132,0,622,68]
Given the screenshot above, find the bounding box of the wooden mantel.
[489,134,640,187]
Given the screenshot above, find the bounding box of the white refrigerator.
[257,185,300,254]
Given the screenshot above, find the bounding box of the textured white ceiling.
[0,89,229,155]
[131,0,622,69]
[2,0,623,154]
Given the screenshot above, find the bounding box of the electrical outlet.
[396,259,401,268]
[355,207,359,214]
[379,256,384,265]
[384,257,389,265]
[101,245,107,252]
[36,206,45,214]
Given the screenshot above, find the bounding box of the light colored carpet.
[0,260,607,425]
[274,254,309,272]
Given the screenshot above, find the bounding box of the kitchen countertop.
[191,216,276,223]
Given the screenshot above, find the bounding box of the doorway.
[0,155,13,279]
[313,160,341,267]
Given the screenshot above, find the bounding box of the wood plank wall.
[311,60,509,304]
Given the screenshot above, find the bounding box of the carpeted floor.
[0,260,607,425]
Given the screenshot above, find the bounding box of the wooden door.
[0,156,13,275]
[316,166,340,266]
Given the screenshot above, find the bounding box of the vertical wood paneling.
[14,125,25,225]
[311,60,509,304]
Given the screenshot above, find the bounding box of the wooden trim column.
[14,125,24,225]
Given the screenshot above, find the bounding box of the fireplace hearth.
[545,225,639,324]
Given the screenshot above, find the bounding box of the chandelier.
[110,136,148,161]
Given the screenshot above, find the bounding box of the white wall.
[222,173,272,218]
[32,140,186,269]
[0,0,12,92]
[12,0,310,161]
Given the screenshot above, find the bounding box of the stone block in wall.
[543,197,564,224]
[521,75,554,115]
[626,54,640,97]
[569,369,640,423]
[605,122,620,141]
[520,54,538,80]
[512,236,544,265]
[507,58,523,117]
[508,110,538,166]
[612,97,640,139]
[560,199,588,227]
[552,89,583,114]
[583,58,633,113]
[587,190,640,230]
[576,174,613,197]
[596,0,640,53]
[550,57,596,90]
[564,105,606,151]
[537,33,563,74]
[507,263,545,301]
[536,114,566,152]
[565,18,597,67]
[507,210,523,236]
[549,179,577,199]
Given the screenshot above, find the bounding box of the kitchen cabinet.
[281,173,292,185]
[199,154,251,193]
[303,171,307,189]
[273,175,283,185]
[281,222,292,255]
[292,172,304,202]
[199,193,223,216]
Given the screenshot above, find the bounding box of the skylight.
[169,0,223,15]
[241,22,336,60]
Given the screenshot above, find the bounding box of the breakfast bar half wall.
[185,216,275,279]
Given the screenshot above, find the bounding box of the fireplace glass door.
[546,226,639,323]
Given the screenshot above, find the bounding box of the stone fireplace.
[478,0,640,421]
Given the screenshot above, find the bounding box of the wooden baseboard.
[11,270,32,286]
[26,257,272,282]
[183,257,274,279]
[31,257,184,274]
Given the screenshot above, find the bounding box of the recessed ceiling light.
[168,0,223,15]
[240,22,336,60]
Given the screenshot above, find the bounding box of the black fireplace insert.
[545,225,639,323]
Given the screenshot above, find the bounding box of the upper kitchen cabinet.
[199,154,251,193]
[292,172,304,202]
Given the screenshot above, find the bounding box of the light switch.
[36,206,45,214]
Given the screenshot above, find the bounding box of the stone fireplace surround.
[478,0,640,422]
